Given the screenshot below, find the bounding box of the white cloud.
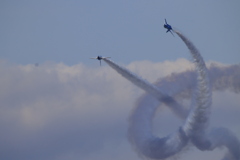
[0,59,239,160]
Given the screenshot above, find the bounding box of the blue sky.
[1,0,240,66]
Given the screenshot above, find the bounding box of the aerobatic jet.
[90,56,110,66]
[164,19,174,36]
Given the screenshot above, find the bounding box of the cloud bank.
[0,59,239,160]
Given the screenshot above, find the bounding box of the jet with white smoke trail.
[90,56,111,66]
[128,30,212,159]
[103,58,189,159]
[103,30,240,159]
[104,34,212,158]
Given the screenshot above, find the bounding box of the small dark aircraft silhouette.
[90,56,110,66]
[164,19,174,36]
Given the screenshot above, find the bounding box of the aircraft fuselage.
[164,24,172,32]
[97,56,103,60]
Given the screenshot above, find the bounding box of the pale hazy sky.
[0,0,240,65]
[0,1,240,160]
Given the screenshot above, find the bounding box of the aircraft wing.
[90,57,97,59]
[169,30,175,37]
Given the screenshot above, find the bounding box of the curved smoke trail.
[175,31,240,159]
[128,30,212,159]
[104,59,189,159]
[134,64,240,160]
[105,29,212,159]
[175,31,212,150]
[103,30,240,159]
[141,63,240,160]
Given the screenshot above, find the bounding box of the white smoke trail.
[103,58,189,159]
[131,30,212,159]
[104,47,212,158]
[155,64,240,100]
[175,31,240,160]
[140,64,240,160]
[103,59,188,118]
[175,31,212,149]
[103,31,240,159]
[104,28,213,159]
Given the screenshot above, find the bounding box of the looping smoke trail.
[174,31,240,159]
[130,30,213,159]
[104,58,189,159]
[103,30,240,159]
[104,29,213,159]
[137,66,240,160]
[149,63,240,160]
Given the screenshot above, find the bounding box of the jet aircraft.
[164,19,174,36]
[90,56,110,66]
